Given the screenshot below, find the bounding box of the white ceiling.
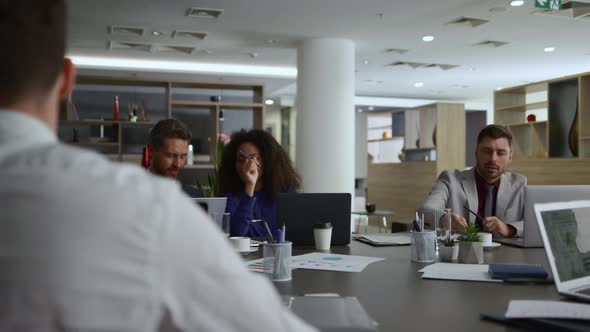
[67,0,590,104]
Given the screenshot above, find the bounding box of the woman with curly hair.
[220,129,301,238]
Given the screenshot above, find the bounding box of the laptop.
[276,193,351,246]
[534,200,590,302]
[497,185,590,248]
[192,197,227,215]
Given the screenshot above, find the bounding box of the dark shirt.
[224,191,276,239]
[475,171,500,227]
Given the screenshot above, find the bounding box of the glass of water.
[436,209,452,243]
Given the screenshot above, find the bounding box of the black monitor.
[276,193,351,246]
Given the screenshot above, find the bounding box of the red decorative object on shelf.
[527,114,536,122]
[141,145,150,169]
[113,96,120,121]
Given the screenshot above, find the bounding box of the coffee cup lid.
[313,222,332,229]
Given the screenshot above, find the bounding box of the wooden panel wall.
[509,159,590,185]
[436,103,465,175]
[368,161,437,222]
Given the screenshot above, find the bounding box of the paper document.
[505,300,590,320]
[291,253,384,272]
[419,263,502,283]
[355,234,411,245]
[246,258,298,273]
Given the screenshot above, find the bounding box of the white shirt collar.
[0,110,57,146]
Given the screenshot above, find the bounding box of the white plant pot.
[458,242,484,264]
[439,245,459,262]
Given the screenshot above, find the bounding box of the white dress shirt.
[0,111,317,332]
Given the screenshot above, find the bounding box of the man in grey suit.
[418,125,526,238]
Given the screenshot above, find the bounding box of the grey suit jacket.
[418,168,527,237]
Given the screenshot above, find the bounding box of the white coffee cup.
[229,237,251,252]
[313,222,332,251]
[478,232,493,245]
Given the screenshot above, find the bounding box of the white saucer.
[238,247,258,254]
[483,242,501,249]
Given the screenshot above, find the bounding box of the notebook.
[354,234,411,246]
[488,263,548,280]
[534,200,590,302]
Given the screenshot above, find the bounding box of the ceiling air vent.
[446,16,489,27]
[156,45,196,55]
[384,48,409,54]
[172,30,208,40]
[108,25,145,36]
[533,0,590,19]
[108,41,152,52]
[473,40,509,48]
[387,61,427,68]
[186,7,224,19]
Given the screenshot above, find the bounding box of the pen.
[281,224,286,243]
[276,229,283,243]
[412,219,422,232]
[239,149,252,160]
[463,205,484,223]
[261,219,275,243]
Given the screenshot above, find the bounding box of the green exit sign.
[535,0,561,10]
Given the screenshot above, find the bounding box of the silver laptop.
[535,200,590,302]
[192,197,227,216]
[497,185,590,248]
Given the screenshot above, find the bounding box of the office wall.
[509,159,590,184]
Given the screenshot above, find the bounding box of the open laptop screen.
[539,206,590,283]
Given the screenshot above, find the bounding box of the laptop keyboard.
[574,287,590,296]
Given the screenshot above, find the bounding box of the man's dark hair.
[219,129,301,198]
[149,119,192,148]
[477,124,513,148]
[0,0,66,106]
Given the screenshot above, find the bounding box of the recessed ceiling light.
[510,0,525,7]
[357,108,364,113]
[544,47,555,52]
[496,87,503,90]
[363,60,369,65]
[422,35,435,42]
[264,99,274,105]
[368,106,375,111]
[152,31,164,36]
[414,82,424,87]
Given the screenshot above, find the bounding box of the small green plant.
[457,224,481,242]
[438,235,456,247]
[196,135,228,197]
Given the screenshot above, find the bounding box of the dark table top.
[267,240,559,331]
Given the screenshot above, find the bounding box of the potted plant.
[197,134,230,197]
[457,224,484,264]
[438,235,458,262]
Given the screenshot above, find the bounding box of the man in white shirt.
[0,1,316,331]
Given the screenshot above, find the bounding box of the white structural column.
[295,39,355,195]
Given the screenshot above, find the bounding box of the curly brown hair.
[219,129,300,198]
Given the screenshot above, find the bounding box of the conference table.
[262,240,559,331]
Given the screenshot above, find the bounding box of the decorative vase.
[569,100,579,157]
[432,126,437,147]
[458,242,484,264]
[439,245,458,262]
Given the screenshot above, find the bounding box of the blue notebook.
[488,263,548,280]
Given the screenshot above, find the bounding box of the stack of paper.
[419,263,502,283]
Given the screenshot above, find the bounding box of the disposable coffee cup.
[229,236,250,252]
[313,222,332,251]
[478,232,492,245]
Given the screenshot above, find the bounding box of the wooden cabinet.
[494,72,590,159]
[60,76,265,164]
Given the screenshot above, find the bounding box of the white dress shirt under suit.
[0,111,316,332]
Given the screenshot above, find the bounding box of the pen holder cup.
[263,241,292,281]
[410,230,436,263]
